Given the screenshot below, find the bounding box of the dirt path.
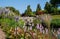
[0,28,6,39]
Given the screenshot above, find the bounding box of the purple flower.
[57,31,60,34]
[36,24,40,29]
[40,24,43,28]
[29,26,32,30]
[57,28,60,34]
[58,28,60,31]
[40,29,43,33]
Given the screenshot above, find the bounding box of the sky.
[0,0,50,14]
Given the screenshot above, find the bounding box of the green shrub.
[51,19,60,28]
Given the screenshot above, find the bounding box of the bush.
[51,19,60,28]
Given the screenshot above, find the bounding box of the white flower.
[43,30,45,34]
[45,28,48,34]
[24,26,27,32]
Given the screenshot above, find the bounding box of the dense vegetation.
[0,0,60,39]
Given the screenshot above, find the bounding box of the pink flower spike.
[36,24,40,29]
[29,26,32,30]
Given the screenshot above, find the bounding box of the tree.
[24,5,34,16]
[50,0,60,7]
[52,8,59,15]
[50,0,60,14]
[15,10,20,16]
[51,19,60,28]
[6,7,16,12]
[44,2,52,13]
[5,7,20,16]
[58,9,60,14]
[36,4,41,15]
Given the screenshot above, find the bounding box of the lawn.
[52,15,60,19]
